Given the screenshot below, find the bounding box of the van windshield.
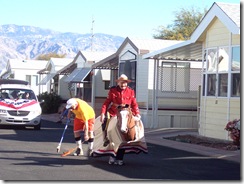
[0,89,37,100]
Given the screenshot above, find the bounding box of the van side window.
[1,92,10,99]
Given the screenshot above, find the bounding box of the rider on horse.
[100,74,141,165]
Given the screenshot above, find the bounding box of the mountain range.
[0,24,125,68]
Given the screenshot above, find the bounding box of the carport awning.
[143,41,203,61]
[39,73,56,85]
[57,63,77,75]
[92,53,118,70]
[64,68,91,83]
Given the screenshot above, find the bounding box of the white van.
[0,79,43,130]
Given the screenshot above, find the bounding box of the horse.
[92,105,148,157]
[116,104,136,142]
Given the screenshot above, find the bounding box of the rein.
[127,109,136,130]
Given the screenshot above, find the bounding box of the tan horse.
[116,104,136,142]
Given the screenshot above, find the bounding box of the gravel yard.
[164,134,240,151]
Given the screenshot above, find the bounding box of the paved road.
[0,120,240,181]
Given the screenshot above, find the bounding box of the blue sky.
[0,0,240,39]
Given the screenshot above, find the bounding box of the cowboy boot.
[102,116,110,147]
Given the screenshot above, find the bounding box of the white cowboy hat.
[115,74,132,83]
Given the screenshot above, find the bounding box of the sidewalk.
[144,128,241,163]
[41,113,241,163]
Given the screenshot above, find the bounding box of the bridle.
[117,104,135,133]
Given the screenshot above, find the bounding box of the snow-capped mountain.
[0,24,125,68]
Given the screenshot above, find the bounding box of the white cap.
[66,98,77,109]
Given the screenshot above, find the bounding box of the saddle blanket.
[92,116,148,157]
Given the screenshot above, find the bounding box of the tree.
[36,52,66,60]
[153,6,207,40]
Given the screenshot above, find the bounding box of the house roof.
[130,38,182,54]
[216,2,240,28]
[92,52,119,70]
[143,40,203,61]
[57,51,114,74]
[92,37,182,69]
[9,59,48,70]
[38,58,73,74]
[39,73,56,85]
[0,59,48,78]
[143,2,240,60]
[81,51,115,63]
[38,58,73,85]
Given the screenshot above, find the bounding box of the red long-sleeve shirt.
[101,86,140,117]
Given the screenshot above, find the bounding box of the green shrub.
[37,92,62,114]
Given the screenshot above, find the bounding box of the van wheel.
[34,122,41,130]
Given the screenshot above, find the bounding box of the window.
[104,81,110,90]
[203,46,240,97]
[218,74,228,97]
[119,61,137,91]
[26,75,31,84]
[119,51,137,91]
[218,47,229,72]
[231,46,240,97]
[231,46,240,71]
[207,48,217,72]
[119,60,136,80]
[231,73,240,97]
[161,62,190,93]
[207,74,216,96]
[26,75,38,85]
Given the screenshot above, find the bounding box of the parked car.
[0,79,43,130]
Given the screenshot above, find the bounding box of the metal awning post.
[91,69,96,108]
[155,59,159,128]
[151,59,157,128]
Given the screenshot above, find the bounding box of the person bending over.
[66,98,95,156]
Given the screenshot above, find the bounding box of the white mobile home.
[92,37,202,127]
[2,59,48,95]
[57,51,114,103]
[38,57,73,98]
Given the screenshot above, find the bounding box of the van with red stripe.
[0,79,43,130]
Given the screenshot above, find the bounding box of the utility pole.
[90,16,95,52]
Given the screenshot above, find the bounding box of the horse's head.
[117,104,130,133]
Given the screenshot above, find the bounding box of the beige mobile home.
[143,2,240,140]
